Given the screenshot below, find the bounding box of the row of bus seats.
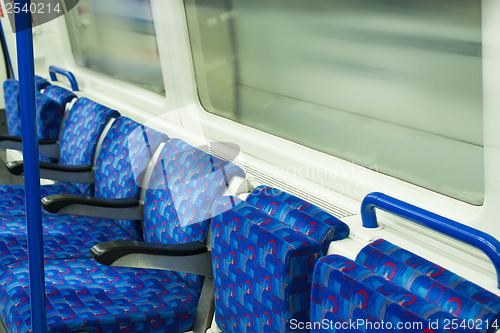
[0,74,499,332]
[2,74,77,162]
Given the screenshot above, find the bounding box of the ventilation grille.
[243,164,355,219]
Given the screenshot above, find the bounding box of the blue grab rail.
[361,192,500,288]
[49,65,79,91]
[15,0,47,331]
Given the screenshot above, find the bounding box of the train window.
[184,0,484,205]
[65,0,165,95]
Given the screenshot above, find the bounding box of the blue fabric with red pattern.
[0,259,199,333]
[211,185,349,333]
[246,186,350,252]
[0,215,133,269]
[94,116,169,239]
[310,239,500,332]
[35,75,51,90]
[143,138,245,289]
[42,85,77,111]
[3,75,52,137]
[34,92,63,140]
[0,182,81,217]
[4,79,21,136]
[59,97,119,170]
[356,239,500,331]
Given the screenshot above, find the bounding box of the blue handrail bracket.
[49,65,79,91]
[361,192,500,288]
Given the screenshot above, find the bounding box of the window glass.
[65,0,164,95]
[185,0,484,205]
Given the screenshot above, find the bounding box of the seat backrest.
[42,85,77,111]
[211,186,349,333]
[58,97,119,195]
[311,239,500,333]
[143,138,245,288]
[35,75,50,91]
[4,79,21,136]
[94,117,169,239]
[4,76,53,137]
[35,92,63,140]
[211,196,325,333]
[246,186,350,252]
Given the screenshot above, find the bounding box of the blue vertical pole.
[14,0,47,332]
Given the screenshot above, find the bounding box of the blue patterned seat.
[310,239,500,332]
[0,137,246,332]
[0,97,119,216]
[211,186,349,333]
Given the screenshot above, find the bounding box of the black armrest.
[6,161,92,176]
[91,240,208,265]
[6,161,24,175]
[39,163,93,182]
[41,194,143,220]
[90,240,213,277]
[39,139,58,144]
[39,162,92,172]
[0,135,22,143]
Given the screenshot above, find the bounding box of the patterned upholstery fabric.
[59,97,119,167]
[310,240,500,332]
[356,239,500,330]
[0,228,132,268]
[35,75,51,90]
[0,215,132,238]
[3,76,51,137]
[94,117,169,239]
[143,138,246,289]
[4,79,21,136]
[310,255,457,333]
[246,186,350,252]
[58,97,120,195]
[211,186,348,333]
[42,85,77,110]
[0,182,82,217]
[0,213,132,268]
[35,92,64,140]
[0,259,200,333]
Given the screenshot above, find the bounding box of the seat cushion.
[0,182,84,217]
[0,217,133,268]
[0,259,200,333]
[0,215,132,239]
